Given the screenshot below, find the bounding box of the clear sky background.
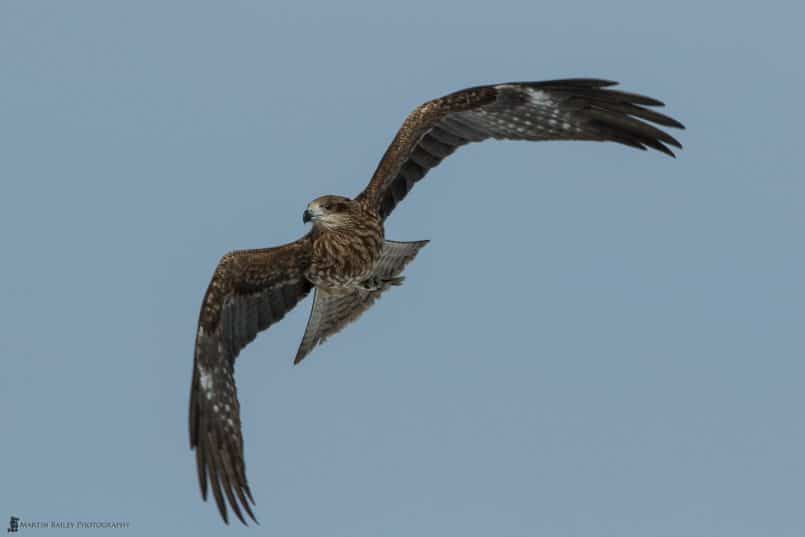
[1,1,803,536]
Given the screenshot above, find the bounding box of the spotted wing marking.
[358,79,684,220]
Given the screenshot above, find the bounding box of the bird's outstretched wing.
[357,79,684,220]
[189,236,313,524]
[294,240,429,364]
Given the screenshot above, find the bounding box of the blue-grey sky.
[2,1,803,535]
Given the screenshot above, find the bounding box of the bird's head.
[303,195,360,229]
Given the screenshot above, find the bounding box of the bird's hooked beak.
[302,209,312,223]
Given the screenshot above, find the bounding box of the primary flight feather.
[189,78,684,524]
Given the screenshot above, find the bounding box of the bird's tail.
[293,239,429,364]
[373,239,430,280]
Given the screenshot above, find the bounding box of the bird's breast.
[307,223,384,288]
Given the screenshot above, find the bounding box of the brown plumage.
[189,78,685,524]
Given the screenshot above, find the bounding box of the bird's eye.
[323,203,331,211]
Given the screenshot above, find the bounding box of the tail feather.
[293,239,428,364]
[373,239,429,279]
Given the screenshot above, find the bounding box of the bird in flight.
[189,78,684,524]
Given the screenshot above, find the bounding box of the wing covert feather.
[358,79,684,220]
[189,236,313,524]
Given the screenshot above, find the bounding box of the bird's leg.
[359,275,405,291]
